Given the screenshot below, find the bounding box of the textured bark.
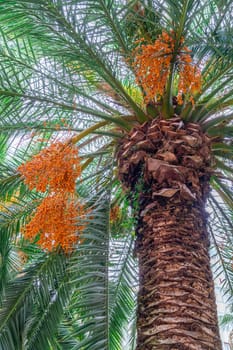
[117,117,222,350]
[135,200,221,350]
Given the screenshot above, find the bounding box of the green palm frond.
[109,235,137,349]
[50,169,137,350]
[24,256,72,350]
[211,177,233,209]
[0,230,22,302]
[209,193,233,303]
[0,0,146,121]
[219,313,233,330]
[0,0,233,128]
[0,252,71,350]
[67,208,111,349]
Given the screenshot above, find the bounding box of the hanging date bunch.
[18,141,86,252]
[18,142,81,193]
[133,31,201,104]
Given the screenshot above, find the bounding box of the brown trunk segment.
[117,117,222,350]
[136,200,221,350]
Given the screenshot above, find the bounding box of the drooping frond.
[209,192,233,305]
[108,234,137,349]
[0,252,71,350]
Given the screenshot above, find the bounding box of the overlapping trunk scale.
[117,117,222,349]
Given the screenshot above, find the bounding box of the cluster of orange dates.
[18,142,85,252]
[133,31,201,104]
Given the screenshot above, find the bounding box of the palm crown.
[0,0,232,349]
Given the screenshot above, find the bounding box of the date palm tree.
[0,0,232,349]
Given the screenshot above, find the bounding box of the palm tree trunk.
[135,198,222,350]
[117,117,223,350]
